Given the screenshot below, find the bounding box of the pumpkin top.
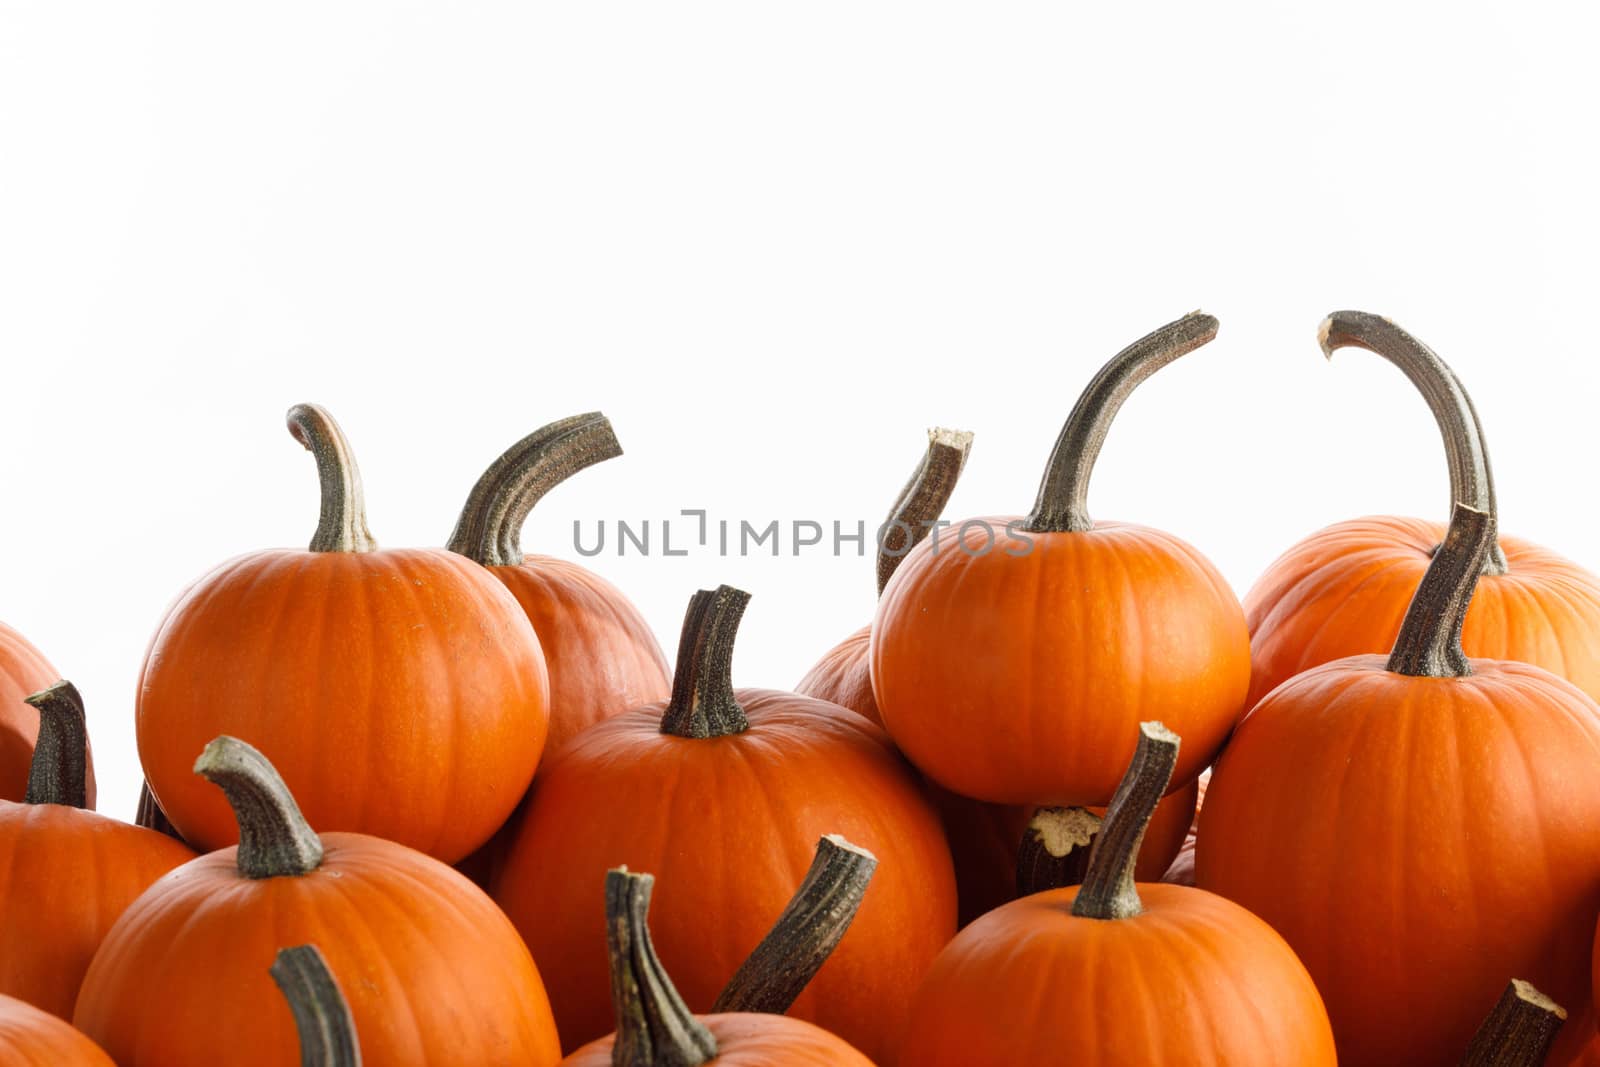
[1460,979,1566,1067]
[271,944,362,1067]
[287,404,377,554]
[194,735,324,879]
[660,585,751,739]
[447,412,622,568]
[606,867,720,1066]
[1023,312,1218,534]
[876,428,973,596]
[1386,503,1492,679]
[22,680,88,809]
[1071,721,1179,921]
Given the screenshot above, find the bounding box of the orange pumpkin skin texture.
[0,994,114,1066]
[561,1013,872,1067]
[796,624,875,724]
[0,623,94,807]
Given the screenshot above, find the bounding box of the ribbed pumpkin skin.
[136,548,549,863]
[560,1014,873,1067]
[1245,518,1600,707]
[1197,657,1600,1066]
[0,994,114,1066]
[74,833,561,1066]
[0,805,193,1018]
[898,884,1336,1066]
[0,624,93,808]
[493,691,957,1064]
[871,519,1250,805]
[796,625,876,724]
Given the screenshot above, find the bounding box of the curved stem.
[876,428,973,596]
[271,945,362,1067]
[1015,806,1101,898]
[1461,979,1565,1066]
[1319,311,1509,576]
[1071,722,1180,920]
[194,736,324,879]
[286,404,377,554]
[135,779,188,843]
[1387,504,1491,678]
[714,834,878,1014]
[22,680,88,808]
[446,413,621,567]
[659,585,751,739]
[1024,312,1219,533]
[606,867,719,1067]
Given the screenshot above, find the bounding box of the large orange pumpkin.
[136,403,549,863]
[1198,504,1600,1065]
[898,722,1337,1066]
[871,313,1250,805]
[493,585,957,1063]
[1245,311,1600,707]
[0,621,93,807]
[0,993,114,1066]
[0,682,193,1019]
[74,735,562,1066]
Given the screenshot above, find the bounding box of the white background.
[4,4,1598,820]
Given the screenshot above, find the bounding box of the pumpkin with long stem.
[135,403,550,863]
[1198,504,1600,1065]
[871,312,1249,805]
[0,993,114,1065]
[0,681,193,1018]
[271,945,360,1067]
[559,867,874,1067]
[493,585,956,1063]
[898,722,1336,1065]
[1245,311,1600,707]
[74,735,561,1065]
[0,620,93,806]
[1461,979,1566,1067]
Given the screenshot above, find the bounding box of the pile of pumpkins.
[2,310,1598,1066]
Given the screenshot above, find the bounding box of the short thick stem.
[606,868,719,1067]
[1319,311,1509,576]
[1024,312,1219,533]
[22,680,88,808]
[1387,504,1491,678]
[1015,807,1101,898]
[1071,722,1180,920]
[714,834,877,1014]
[659,586,751,738]
[876,428,973,596]
[271,945,362,1067]
[287,404,377,554]
[194,736,324,879]
[135,780,188,843]
[1460,979,1565,1066]
[447,412,621,567]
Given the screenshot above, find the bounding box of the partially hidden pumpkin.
[0,621,93,807]
[0,993,114,1066]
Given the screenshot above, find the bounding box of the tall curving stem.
[659,585,751,739]
[1024,312,1219,534]
[22,680,88,808]
[1460,979,1566,1066]
[193,735,324,879]
[605,867,719,1066]
[446,412,622,568]
[1318,311,1510,576]
[877,428,974,595]
[287,404,377,554]
[1386,504,1493,679]
[271,944,363,1067]
[1071,722,1180,920]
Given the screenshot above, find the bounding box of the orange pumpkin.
[1161,768,1208,886]
[493,585,957,1063]
[899,722,1336,1065]
[0,993,114,1066]
[0,621,93,807]
[136,403,549,863]
[1199,505,1600,1065]
[1245,311,1600,707]
[74,735,562,1066]
[871,313,1249,805]
[0,682,193,1018]
[270,944,360,1067]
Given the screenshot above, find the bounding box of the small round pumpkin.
[136,403,549,863]
[0,621,93,807]
[871,313,1249,805]
[0,993,114,1066]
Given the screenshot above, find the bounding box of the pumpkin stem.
[22,680,88,809]
[134,779,188,843]
[1023,313,1219,534]
[1070,722,1180,921]
[446,413,622,568]
[1460,979,1565,1066]
[272,945,362,1067]
[1318,311,1509,576]
[606,867,720,1067]
[194,736,324,879]
[287,404,377,554]
[1387,503,1491,678]
[1015,806,1101,898]
[876,428,974,596]
[714,834,878,1014]
[659,585,751,739]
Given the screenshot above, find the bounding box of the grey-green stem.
[287,404,377,554]
[659,585,751,739]
[1460,979,1565,1066]
[714,834,878,1014]
[194,736,324,879]
[272,945,363,1067]
[1387,504,1491,678]
[1024,312,1219,533]
[446,412,621,567]
[135,779,187,843]
[606,868,719,1067]
[1071,722,1180,920]
[1015,806,1102,898]
[22,680,88,808]
[1319,311,1509,576]
[876,428,973,596]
